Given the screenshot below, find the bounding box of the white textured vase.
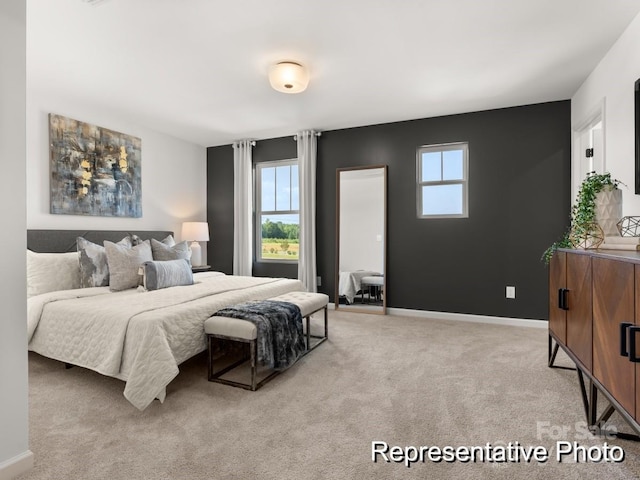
[595,188,623,236]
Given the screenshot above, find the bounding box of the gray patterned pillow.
[77,236,132,288]
[104,240,153,291]
[141,259,193,291]
[151,238,191,264]
[130,234,143,246]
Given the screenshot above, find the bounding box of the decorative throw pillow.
[130,234,143,246]
[77,236,132,288]
[151,238,191,264]
[160,234,176,247]
[26,250,80,297]
[141,259,193,291]
[132,234,175,247]
[104,240,153,291]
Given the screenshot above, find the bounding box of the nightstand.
[192,265,212,273]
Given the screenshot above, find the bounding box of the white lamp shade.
[268,62,309,94]
[182,222,209,242]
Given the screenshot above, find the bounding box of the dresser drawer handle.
[557,289,563,309]
[557,288,569,310]
[629,326,640,363]
[620,322,634,357]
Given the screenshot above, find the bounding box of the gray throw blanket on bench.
[214,300,305,370]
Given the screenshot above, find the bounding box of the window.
[417,142,468,218]
[255,159,299,262]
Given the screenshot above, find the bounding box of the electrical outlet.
[317,276,322,287]
[506,286,516,299]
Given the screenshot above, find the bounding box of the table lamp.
[181,222,209,266]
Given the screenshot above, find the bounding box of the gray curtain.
[233,140,254,276]
[296,131,318,292]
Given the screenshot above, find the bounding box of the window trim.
[416,141,469,219]
[255,158,300,264]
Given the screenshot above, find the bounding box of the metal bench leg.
[250,339,257,391]
[304,306,329,353]
[305,316,311,350]
[324,306,328,339]
[208,334,280,391]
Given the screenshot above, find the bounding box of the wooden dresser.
[549,249,640,438]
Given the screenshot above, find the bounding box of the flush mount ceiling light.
[268,62,309,94]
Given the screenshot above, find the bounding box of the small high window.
[417,142,468,218]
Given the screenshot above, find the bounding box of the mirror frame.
[635,78,640,194]
[335,165,387,315]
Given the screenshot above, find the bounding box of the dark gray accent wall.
[208,100,571,320]
[207,145,234,274]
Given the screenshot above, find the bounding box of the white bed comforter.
[27,273,303,410]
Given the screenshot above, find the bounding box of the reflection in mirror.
[335,165,387,314]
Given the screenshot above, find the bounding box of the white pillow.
[26,250,80,298]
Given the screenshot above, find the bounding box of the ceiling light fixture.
[268,62,309,94]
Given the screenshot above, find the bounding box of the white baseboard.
[328,302,546,329]
[387,307,546,329]
[0,451,33,480]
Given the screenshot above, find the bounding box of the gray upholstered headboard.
[27,230,174,253]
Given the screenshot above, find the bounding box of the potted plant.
[542,171,623,264]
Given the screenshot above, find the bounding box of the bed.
[26,230,304,410]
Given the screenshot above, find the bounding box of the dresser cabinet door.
[592,257,635,415]
[549,251,567,343]
[566,253,592,371]
[635,267,640,422]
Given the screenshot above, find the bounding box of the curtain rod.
[233,132,322,147]
[293,131,322,140]
[232,140,256,148]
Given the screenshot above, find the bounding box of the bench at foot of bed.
[204,291,329,391]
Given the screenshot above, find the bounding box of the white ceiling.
[27,0,640,147]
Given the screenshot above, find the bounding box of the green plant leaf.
[541,171,623,265]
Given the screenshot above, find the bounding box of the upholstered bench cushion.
[361,276,383,286]
[204,316,257,340]
[204,293,328,340]
[269,292,329,317]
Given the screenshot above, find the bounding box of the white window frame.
[416,142,469,219]
[255,158,299,263]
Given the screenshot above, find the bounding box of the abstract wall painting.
[49,113,142,217]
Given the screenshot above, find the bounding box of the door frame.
[572,98,606,200]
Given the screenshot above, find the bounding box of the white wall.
[0,1,32,479]
[572,11,640,215]
[339,170,385,273]
[26,90,207,244]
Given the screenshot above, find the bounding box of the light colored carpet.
[17,310,640,480]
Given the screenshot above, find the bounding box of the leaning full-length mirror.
[335,165,387,314]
